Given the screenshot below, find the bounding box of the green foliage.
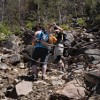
[94,15,100,24]
[0,0,99,30]
[60,24,71,31]
[77,18,86,27]
[0,33,6,41]
[26,21,33,29]
[12,25,21,35]
[85,0,97,8]
[0,22,12,40]
[95,15,100,21]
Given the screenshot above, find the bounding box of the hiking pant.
[31,47,49,66]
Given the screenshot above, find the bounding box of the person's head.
[54,26,60,33]
[35,24,43,31]
[41,27,47,34]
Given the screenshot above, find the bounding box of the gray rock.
[0,91,5,99]
[22,45,34,61]
[2,48,13,54]
[0,55,2,62]
[15,80,32,96]
[56,80,85,99]
[84,70,100,84]
[23,45,34,57]
[2,54,21,65]
[96,63,100,69]
[85,49,100,55]
[0,63,8,70]
[89,55,100,60]
[87,34,94,38]
[8,34,19,42]
[18,62,25,69]
[51,79,65,86]
[63,31,75,44]
[92,60,100,64]
[2,35,22,53]
[2,40,13,49]
[85,49,100,64]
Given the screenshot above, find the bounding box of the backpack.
[40,31,49,42]
[39,31,50,47]
[31,31,48,46]
[40,31,57,47]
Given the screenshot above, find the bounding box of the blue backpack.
[40,31,49,43]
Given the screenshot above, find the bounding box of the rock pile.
[0,27,100,100]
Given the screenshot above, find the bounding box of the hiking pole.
[20,51,56,66]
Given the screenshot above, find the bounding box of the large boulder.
[1,54,21,65]
[22,32,33,45]
[2,40,13,49]
[84,70,100,94]
[85,49,100,64]
[85,49,100,55]
[5,81,33,99]
[63,31,75,45]
[22,45,34,62]
[50,80,85,100]
[1,34,22,53]
[84,70,100,84]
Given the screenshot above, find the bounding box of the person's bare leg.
[42,64,47,79]
[32,65,38,79]
[32,65,37,74]
[58,60,64,71]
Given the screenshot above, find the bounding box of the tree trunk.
[58,4,62,24]
[37,1,40,23]
[18,0,21,21]
[45,9,48,22]
[2,0,5,22]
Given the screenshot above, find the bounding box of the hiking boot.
[42,75,47,80]
[42,76,45,80]
[32,74,38,81]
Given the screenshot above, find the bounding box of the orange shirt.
[49,34,57,44]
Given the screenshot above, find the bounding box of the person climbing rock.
[31,25,50,80]
[52,23,65,71]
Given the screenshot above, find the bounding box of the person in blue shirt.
[31,25,49,80]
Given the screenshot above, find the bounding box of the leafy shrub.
[26,21,33,29]
[77,18,86,27]
[60,24,71,31]
[0,22,12,40]
[11,25,21,35]
[95,15,100,24]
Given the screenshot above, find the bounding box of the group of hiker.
[31,23,67,80]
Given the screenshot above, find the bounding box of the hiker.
[52,23,65,71]
[31,25,50,80]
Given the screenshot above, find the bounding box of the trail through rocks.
[0,27,100,100]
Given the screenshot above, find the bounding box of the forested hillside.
[0,0,100,38]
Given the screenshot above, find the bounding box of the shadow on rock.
[17,75,35,82]
[5,86,18,99]
[49,94,69,100]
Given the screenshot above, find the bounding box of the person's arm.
[32,31,38,45]
[47,24,54,33]
[53,23,63,32]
